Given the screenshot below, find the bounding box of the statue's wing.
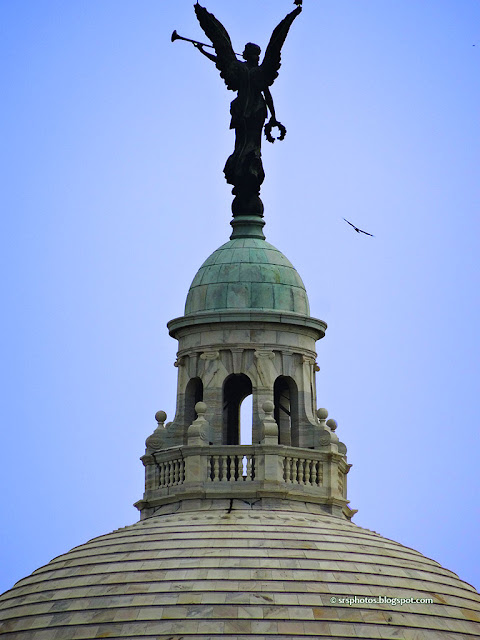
[194,3,240,90]
[261,5,302,87]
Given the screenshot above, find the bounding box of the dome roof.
[184,237,310,316]
[1,506,479,638]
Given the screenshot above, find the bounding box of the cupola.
[135,215,353,520]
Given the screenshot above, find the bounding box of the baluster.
[180,459,185,484]
[284,457,291,482]
[304,459,309,484]
[302,459,308,484]
[311,461,318,486]
[159,462,165,487]
[317,462,323,485]
[222,456,229,482]
[246,455,252,481]
[304,460,311,485]
[174,460,179,485]
[290,458,296,482]
[288,457,293,482]
[297,458,303,483]
[213,455,220,481]
[291,458,298,483]
[220,455,225,481]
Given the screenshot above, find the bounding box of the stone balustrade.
[136,442,353,520]
[209,449,255,482]
[158,457,185,488]
[283,454,323,486]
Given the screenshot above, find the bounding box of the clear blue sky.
[1,0,479,594]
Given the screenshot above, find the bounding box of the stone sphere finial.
[262,400,274,415]
[317,408,328,420]
[155,410,167,424]
[326,418,338,431]
[195,401,207,416]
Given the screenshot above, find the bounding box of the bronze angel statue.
[188,2,303,216]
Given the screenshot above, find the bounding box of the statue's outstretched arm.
[193,42,217,63]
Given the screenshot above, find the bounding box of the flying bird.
[343,218,374,237]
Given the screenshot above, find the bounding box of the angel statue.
[190,1,302,216]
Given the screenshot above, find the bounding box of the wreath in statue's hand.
[265,118,287,143]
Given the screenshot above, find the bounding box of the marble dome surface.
[184,237,310,316]
[1,505,479,639]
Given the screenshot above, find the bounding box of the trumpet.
[171,30,243,57]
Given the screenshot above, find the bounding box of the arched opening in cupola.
[184,377,203,443]
[274,376,299,446]
[223,373,252,445]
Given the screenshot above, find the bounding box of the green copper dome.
[185,237,310,316]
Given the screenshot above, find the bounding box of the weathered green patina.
[184,237,310,316]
